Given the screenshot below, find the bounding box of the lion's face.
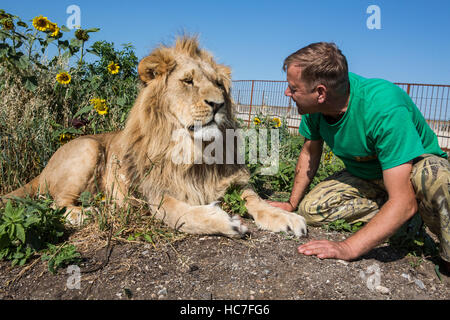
[137,37,233,139]
[165,55,228,133]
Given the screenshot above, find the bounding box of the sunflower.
[56,71,71,85]
[75,29,90,41]
[107,62,120,75]
[0,11,8,20]
[90,98,108,115]
[253,117,261,126]
[47,22,60,37]
[272,117,282,128]
[324,151,334,162]
[32,15,49,31]
[1,18,14,31]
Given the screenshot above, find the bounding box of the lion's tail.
[1,176,41,206]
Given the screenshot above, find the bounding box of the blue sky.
[3,0,450,84]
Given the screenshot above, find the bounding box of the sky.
[3,0,450,84]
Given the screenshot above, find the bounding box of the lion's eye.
[182,78,193,85]
[215,80,224,88]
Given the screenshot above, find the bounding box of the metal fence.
[232,80,450,151]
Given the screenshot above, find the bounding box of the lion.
[2,36,307,238]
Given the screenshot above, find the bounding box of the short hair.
[283,42,349,96]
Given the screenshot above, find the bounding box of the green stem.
[28,29,38,60]
[11,37,16,55]
[78,40,85,66]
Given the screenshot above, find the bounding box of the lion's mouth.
[187,119,215,131]
[190,121,222,142]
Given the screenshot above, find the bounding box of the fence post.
[247,80,255,128]
[237,90,241,112]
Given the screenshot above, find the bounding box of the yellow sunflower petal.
[272,117,282,127]
[107,62,120,75]
[56,72,71,85]
[32,15,49,31]
[48,22,60,37]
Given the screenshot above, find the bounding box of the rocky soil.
[0,220,448,301]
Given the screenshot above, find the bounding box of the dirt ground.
[0,218,448,301]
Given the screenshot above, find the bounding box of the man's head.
[283,42,349,115]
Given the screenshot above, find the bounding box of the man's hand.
[297,240,356,261]
[266,200,295,212]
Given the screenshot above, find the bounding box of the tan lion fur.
[3,36,307,238]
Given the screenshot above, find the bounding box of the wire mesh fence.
[232,80,450,151]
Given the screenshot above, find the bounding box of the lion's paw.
[282,211,307,237]
[254,208,307,237]
[229,215,249,238]
[206,205,249,238]
[64,206,96,227]
[180,204,249,238]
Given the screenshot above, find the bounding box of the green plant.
[222,186,248,217]
[0,197,66,266]
[322,219,364,233]
[0,10,139,195]
[309,145,345,190]
[41,243,81,274]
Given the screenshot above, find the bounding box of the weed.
[322,219,364,233]
[41,243,81,274]
[0,197,67,266]
[222,185,248,217]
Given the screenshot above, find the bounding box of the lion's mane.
[118,37,249,205]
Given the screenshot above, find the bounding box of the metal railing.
[232,80,450,151]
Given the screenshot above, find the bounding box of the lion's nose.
[205,100,224,113]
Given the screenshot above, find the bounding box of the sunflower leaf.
[85,28,100,33]
[60,25,70,32]
[73,105,93,119]
[23,76,38,92]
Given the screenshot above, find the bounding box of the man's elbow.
[405,197,418,219]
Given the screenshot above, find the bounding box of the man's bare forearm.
[342,197,417,259]
[288,139,323,209]
[342,163,418,258]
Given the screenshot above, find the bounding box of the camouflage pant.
[298,154,450,262]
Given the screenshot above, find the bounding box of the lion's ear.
[138,49,176,84]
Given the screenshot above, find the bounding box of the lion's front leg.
[151,195,248,238]
[242,189,307,237]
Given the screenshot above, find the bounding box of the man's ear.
[316,85,327,103]
[138,48,176,84]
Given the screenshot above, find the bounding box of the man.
[268,42,450,272]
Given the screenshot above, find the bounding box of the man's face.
[285,65,319,115]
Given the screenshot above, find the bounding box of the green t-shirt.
[299,72,447,180]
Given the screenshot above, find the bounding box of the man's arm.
[297,161,418,260]
[267,138,323,212]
